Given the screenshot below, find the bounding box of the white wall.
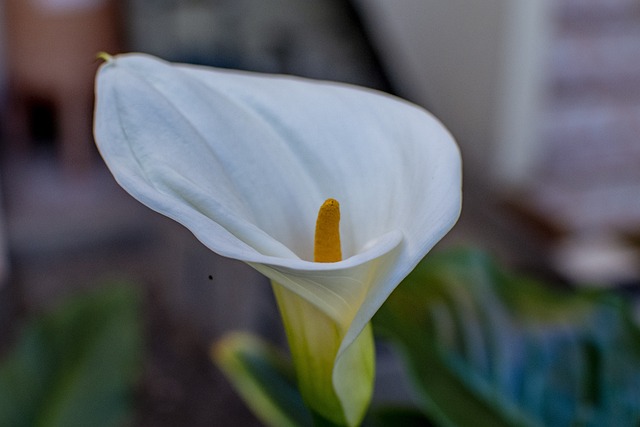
[354,0,551,191]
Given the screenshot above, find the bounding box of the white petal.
[94,53,462,351]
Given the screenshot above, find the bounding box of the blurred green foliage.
[374,247,640,427]
[214,332,313,427]
[0,284,143,427]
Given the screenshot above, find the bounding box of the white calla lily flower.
[94,53,461,426]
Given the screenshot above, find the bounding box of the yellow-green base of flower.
[272,282,374,427]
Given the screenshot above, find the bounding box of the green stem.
[271,281,374,427]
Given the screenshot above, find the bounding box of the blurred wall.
[124,0,388,90]
[3,0,119,173]
[0,1,8,284]
[354,0,551,191]
[0,1,7,108]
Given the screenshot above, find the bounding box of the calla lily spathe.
[94,53,461,425]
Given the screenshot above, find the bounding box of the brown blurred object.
[4,0,119,174]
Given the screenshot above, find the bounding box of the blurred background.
[0,0,639,425]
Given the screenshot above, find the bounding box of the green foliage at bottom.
[367,406,435,427]
[374,248,640,427]
[0,284,143,427]
[213,333,434,427]
[213,332,313,427]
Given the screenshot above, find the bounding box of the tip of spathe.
[96,52,114,64]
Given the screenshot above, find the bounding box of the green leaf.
[0,284,143,427]
[374,248,640,427]
[213,332,314,427]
